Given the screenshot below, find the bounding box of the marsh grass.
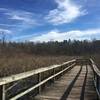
[0,53,76,77]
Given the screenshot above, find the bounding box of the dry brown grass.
[0,53,77,77]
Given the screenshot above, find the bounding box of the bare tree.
[0,31,6,45]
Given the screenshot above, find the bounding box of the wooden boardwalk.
[0,59,99,100]
[34,65,98,100]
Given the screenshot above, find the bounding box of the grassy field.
[0,53,77,77]
[0,51,99,77]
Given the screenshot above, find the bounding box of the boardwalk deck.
[0,59,99,100]
[84,66,98,100]
[34,65,98,100]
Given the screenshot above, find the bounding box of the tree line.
[0,39,100,56]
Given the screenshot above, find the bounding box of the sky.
[0,0,100,42]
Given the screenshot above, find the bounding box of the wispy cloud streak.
[5,10,37,25]
[0,28,12,34]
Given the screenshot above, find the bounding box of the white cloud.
[0,28,12,34]
[30,28,100,42]
[6,10,37,25]
[0,8,42,27]
[0,8,39,26]
[0,8,41,33]
[45,0,87,25]
[30,30,66,42]
[10,15,36,25]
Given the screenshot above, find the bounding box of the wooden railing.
[90,59,100,99]
[0,59,76,100]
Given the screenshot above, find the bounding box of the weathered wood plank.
[84,65,98,100]
[67,65,86,100]
[34,65,98,100]
[34,66,81,100]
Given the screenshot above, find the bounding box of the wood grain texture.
[34,65,97,100]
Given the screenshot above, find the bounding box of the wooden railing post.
[93,71,96,81]
[98,77,100,93]
[38,73,41,94]
[53,68,55,82]
[97,75,100,93]
[0,85,6,100]
[0,85,3,100]
[96,75,99,89]
[61,66,63,76]
[2,85,6,100]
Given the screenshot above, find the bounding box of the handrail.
[0,58,99,100]
[10,63,75,100]
[90,59,100,76]
[0,59,76,85]
[0,59,76,100]
[90,59,100,99]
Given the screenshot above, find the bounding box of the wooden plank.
[34,66,81,100]
[84,65,98,100]
[90,59,100,76]
[67,65,86,100]
[34,65,98,100]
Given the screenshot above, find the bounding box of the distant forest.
[0,39,100,56]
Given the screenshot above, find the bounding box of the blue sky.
[0,0,100,42]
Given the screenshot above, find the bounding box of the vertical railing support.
[0,85,6,100]
[2,85,6,100]
[93,71,96,82]
[96,75,99,91]
[97,75,100,94]
[53,68,55,82]
[61,66,63,76]
[38,73,41,94]
[0,85,3,100]
[98,77,100,93]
